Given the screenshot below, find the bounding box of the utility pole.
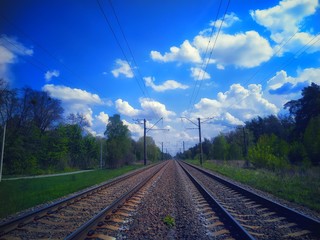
[243,127,249,168]
[198,118,203,166]
[183,141,185,153]
[161,142,164,161]
[100,139,103,169]
[144,119,147,166]
[0,123,6,182]
[181,117,208,166]
[134,118,169,166]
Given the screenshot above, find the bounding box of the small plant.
[163,215,175,227]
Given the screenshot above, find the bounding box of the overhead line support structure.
[134,118,169,166]
[181,117,212,166]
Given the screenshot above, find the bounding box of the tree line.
[177,83,320,170]
[0,80,166,175]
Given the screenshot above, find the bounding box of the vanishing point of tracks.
[0,160,319,239]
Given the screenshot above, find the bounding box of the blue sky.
[1,0,320,154]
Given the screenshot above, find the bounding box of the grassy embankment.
[0,164,142,219]
[187,160,320,212]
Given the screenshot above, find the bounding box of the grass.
[163,215,175,227]
[0,164,142,219]
[187,160,320,212]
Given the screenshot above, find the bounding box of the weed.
[163,215,175,227]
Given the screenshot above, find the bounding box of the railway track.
[66,159,169,239]
[179,161,320,240]
[0,162,167,239]
[1,160,318,239]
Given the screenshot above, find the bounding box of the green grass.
[187,160,320,212]
[0,165,142,219]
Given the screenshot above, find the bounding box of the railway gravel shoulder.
[190,162,320,221]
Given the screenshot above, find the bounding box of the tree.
[104,114,132,168]
[303,116,320,165]
[284,83,320,135]
[212,134,228,160]
[135,136,160,162]
[248,134,289,170]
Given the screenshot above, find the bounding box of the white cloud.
[115,99,141,117]
[44,70,60,81]
[150,40,201,63]
[144,76,189,92]
[43,84,111,136]
[190,67,211,80]
[185,83,278,127]
[115,98,176,120]
[0,35,33,82]
[43,84,104,106]
[250,0,320,54]
[265,67,320,108]
[111,59,133,78]
[193,31,273,68]
[122,119,143,139]
[95,111,109,125]
[210,12,240,29]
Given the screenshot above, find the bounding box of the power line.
[188,0,223,111]
[210,33,320,125]
[191,0,231,109]
[96,0,147,99]
[107,0,150,98]
[0,16,106,97]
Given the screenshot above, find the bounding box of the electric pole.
[161,142,164,161]
[135,118,169,166]
[198,118,203,166]
[144,119,147,166]
[0,123,6,182]
[181,117,209,166]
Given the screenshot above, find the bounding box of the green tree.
[212,134,229,160]
[248,134,289,170]
[104,114,132,168]
[303,116,320,165]
[284,83,320,135]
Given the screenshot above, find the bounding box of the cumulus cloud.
[150,40,201,63]
[44,70,60,81]
[193,31,273,68]
[267,68,320,94]
[149,13,273,68]
[210,12,240,29]
[115,98,176,119]
[115,99,141,117]
[250,0,320,54]
[43,84,104,106]
[190,67,211,80]
[144,76,189,92]
[95,111,109,125]
[122,119,143,139]
[185,83,278,127]
[111,59,133,78]
[43,84,112,136]
[0,35,33,81]
[264,67,320,109]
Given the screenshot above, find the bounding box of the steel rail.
[0,163,158,236]
[65,161,169,239]
[178,161,255,240]
[182,161,320,237]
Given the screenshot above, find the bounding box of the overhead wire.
[0,15,107,97]
[187,0,223,111]
[1,37,79,89]
[107,0,150,98]
[215,32,320,123]
[192,0,231,109]
[97,0,161,121]
[96,0,147,98]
